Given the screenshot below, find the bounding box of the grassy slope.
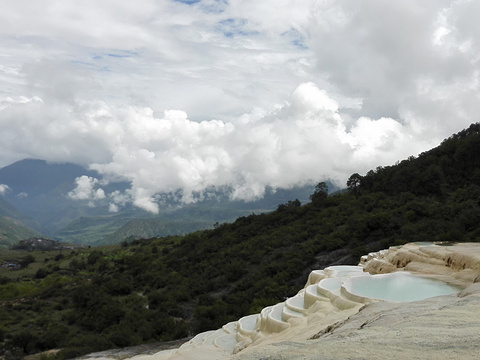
[0,197,44,248]
[0,217,43,249]
[56,205,272,246]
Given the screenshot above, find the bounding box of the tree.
[309,182,328,204]
[347,173,362,198]
[20,254,35,268]
[276,199,301,212]
[11,329,38,354]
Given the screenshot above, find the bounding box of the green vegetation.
[53,214,138,246]
[0,217,43,249]
[0,195,45,249]
[1,158,318,247]
[96,206,260,246]
[1,123,480,359]
[54,206,272,246]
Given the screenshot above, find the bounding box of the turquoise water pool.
[344,272,462,302]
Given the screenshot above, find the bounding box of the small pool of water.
[239,314,258,331]
[344,272,462,302]
[326,265,364,278]
[413,242,435,246]
[320,278,342,290]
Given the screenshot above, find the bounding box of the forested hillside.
[1,123,479,359]
[0,197,44,248]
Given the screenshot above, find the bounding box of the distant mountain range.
[0,159,323,247]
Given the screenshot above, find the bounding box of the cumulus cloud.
[68,176,106,207]
[305,0,480,137]
[0,82,434,213]
[0,184,10,195]
[1,1,480,212]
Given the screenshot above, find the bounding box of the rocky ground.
[235,282,480,360]
[234,242,480,360]
[74,242,480,360]
[70,340,189,360]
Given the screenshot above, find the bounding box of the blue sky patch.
[173,0,201,5]
[200,0,228,13]
[173,0,229,14]
[70,59,111,72]
[281,28,308,50]
[107,53,130,58]
[217,18,258,38]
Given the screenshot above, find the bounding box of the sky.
[1,0,480,213]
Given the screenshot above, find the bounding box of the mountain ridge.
[0,159,322,245]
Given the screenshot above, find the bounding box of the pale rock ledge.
[92,242,480,360]
[361,242,480,285]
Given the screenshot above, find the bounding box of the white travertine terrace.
[126,242,480,360]
[361,242,480,285]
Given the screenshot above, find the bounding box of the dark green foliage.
[360,123,480,196]
[1,123,480,358]
[19,254,35,268]
[35,268,49,279]
[309,182,329,204]
[10,329,38,354]
[277,199,302,212]
[347,173,362,198]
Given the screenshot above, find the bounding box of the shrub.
[36,268,49,279]
[20,254,35,268]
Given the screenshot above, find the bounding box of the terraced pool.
[343,272,462,302]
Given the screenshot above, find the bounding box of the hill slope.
[0,197,43,248]
[1,123,479,359]
[0,159,132,236]
[0,217,43,248]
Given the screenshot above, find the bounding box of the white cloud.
[108,203,119,213]
[68,176,106,207]
[1,1,480,212]
[1,82,429,213]
[0,184,10,195]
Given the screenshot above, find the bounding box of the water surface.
[345,272,462,302]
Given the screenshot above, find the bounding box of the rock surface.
[235,242,480,360]
[78,243,480,360]
[235,283,480,359]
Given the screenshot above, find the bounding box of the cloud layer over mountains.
[1,0,480,212]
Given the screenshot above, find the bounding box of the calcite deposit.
[79,243,480,360]
[361,242,480,285]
